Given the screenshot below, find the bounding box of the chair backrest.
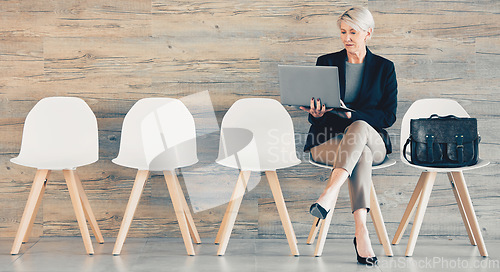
[216,98,301,171]
[113,98,198,171]
[11,97,98,170]
[400,98,470,160]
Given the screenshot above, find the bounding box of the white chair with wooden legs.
[214,98,301,256]
[392,98,489,257]
[306,155,395,257]
[112,98,201,256]
[10,97,104,255]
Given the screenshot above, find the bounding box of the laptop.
[278,65,354,112]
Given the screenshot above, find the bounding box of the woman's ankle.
[315,189,339,210]
[355,225,369,238]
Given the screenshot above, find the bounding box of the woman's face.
[339,21,371,55]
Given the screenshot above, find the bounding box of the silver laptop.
[278,65,354,112]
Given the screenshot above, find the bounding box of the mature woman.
[300,7,397,265]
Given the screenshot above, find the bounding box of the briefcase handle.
[403,137,412,163]
[428,114,459,120]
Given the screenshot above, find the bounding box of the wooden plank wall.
[0,0,499,242]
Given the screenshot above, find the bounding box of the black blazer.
[304,48,398,154]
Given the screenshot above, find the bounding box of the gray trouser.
[310,120,386,213]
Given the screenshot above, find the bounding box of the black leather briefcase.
[403,114,480,167]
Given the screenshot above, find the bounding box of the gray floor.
[0,237,499,272]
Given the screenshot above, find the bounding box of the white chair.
[307,155,395,257]
[215,98,301,256]
[10,97,104,255]
[392,98,489,256]
[112,98,201,256]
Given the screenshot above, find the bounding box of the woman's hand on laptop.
[300,98,352,119]
[334,100,352,119]
[299,97,333,118]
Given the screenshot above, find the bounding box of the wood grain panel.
[0,0,151,38]
[150,36,260,82]
[0,0,498,240]
[152,0,363,38]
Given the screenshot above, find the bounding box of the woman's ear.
[365,28,373,41]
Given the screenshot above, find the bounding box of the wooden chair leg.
[164,170,195,256]
[447,172,476,246]
[173,174,201,244]
[451,171,488,257]
[369,183,393,257]
[365,180,382,246]
[214,199,232,244]
[392,172,426,245]
[63,169,94,255]
[215,172,251,245]
[306,217,321,245]
[314,206,334,257]
[73,171,104,244]
[371,210,383,246]
[22,181,46,244]
[23,170,51,244]
[216,170,250,256]
[265,171,299,256]
[405,171,436,257]
[312,169,338,257]
[11,169,50,255]
[112,170,149,255]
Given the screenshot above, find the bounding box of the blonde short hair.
[337,7,375,33]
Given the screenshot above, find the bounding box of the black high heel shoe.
[309,203,329,219]
[353,237,378,266]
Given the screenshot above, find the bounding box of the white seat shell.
[216,98,301,171]
[112,98,198,171]
[11,97,98,170]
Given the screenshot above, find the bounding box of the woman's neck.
[346,47,367,64]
